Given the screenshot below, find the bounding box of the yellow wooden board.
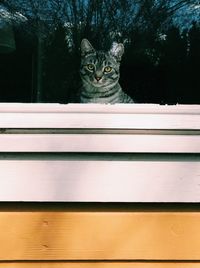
[0,263,200,268]
[1,212,200,260]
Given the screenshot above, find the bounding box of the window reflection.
[0,0,199,104]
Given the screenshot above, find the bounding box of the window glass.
[0,0,199,104]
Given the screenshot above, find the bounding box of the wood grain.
[0,263,200,268]
[0,212,200,260]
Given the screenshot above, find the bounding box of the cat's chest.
[80,83,121,104]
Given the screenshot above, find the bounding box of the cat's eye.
[87,64,94,71]
[104,66,112,73]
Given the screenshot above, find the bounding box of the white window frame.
[0,103,200,202]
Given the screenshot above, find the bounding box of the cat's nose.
[95,76,102,81]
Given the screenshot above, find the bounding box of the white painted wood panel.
[0,103,200,202]
[0,104,199,129]
[0,160,200,202]
[0,134,200,152]
[0,103,200,114]
[0,113,200,129]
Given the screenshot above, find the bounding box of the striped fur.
[80,39,134,104]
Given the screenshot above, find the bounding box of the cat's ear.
[81,39,95,57]
[110,42,124,61]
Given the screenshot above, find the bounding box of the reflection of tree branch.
[84,0,95,30]
[167,0,193,15]
[2,0,196,40]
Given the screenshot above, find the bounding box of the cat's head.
[80,39,124,88]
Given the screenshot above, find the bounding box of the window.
[0,0,199,104]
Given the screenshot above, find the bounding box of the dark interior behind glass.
[0,0,199,104]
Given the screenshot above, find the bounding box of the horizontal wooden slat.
[0,113,200,129]
[0,103,200,114]
[0,104,200,130]
[0,263,200,268]
[0,212,200,260]
[0,134,200,152]
[0,159,200,202]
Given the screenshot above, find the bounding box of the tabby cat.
[80,39,134,103]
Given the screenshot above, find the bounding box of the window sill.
[0,103,200,202]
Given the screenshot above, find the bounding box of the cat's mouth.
[93,80,103,84]
[92,79,106,87]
